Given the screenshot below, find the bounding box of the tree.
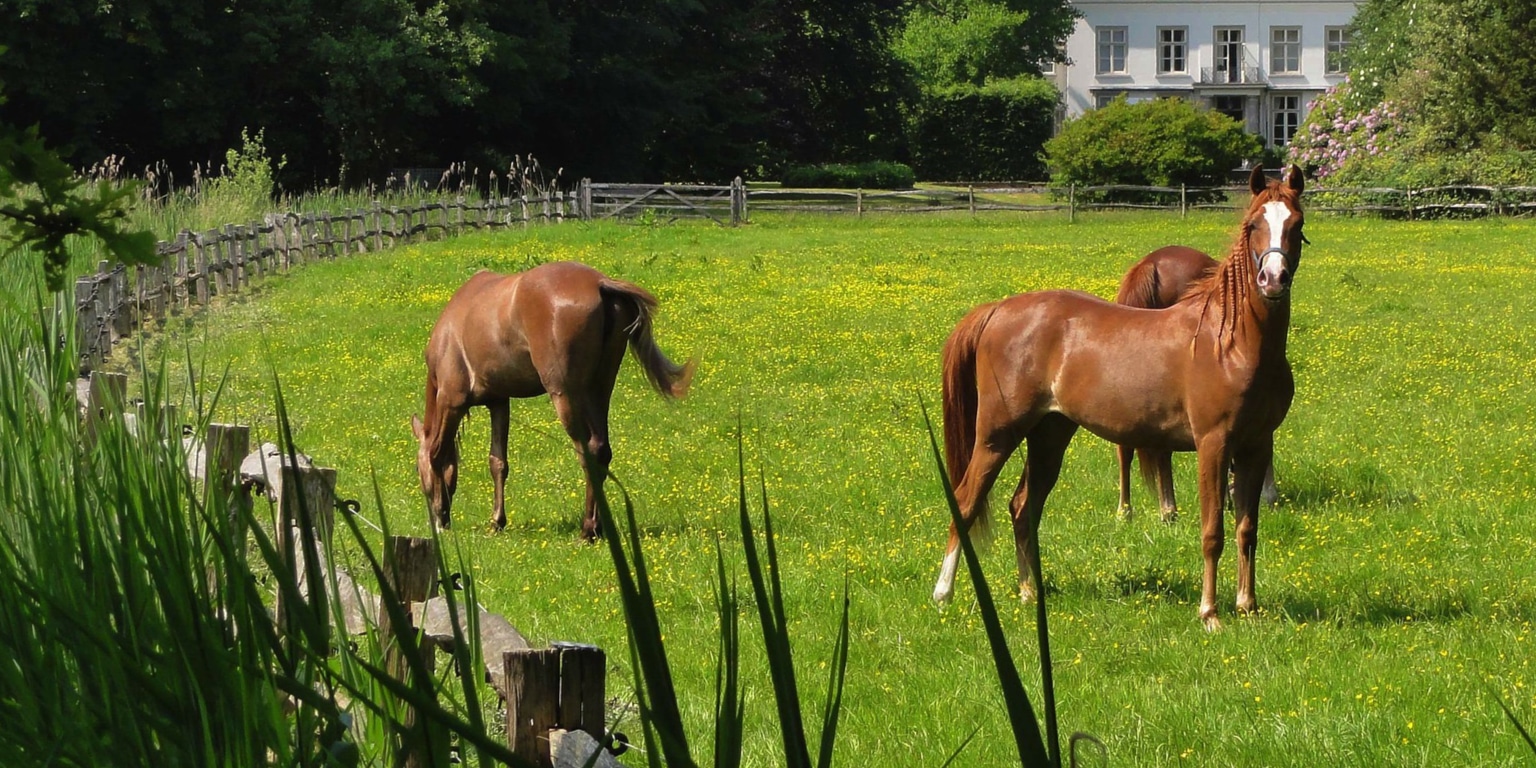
[895,0,1077,88]
[0,52,154,292]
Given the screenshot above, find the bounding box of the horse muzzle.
[1254,248,1292,300]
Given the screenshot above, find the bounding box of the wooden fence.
[77,178,1536,374]
[81,371,619,768]
[74,194,578,375]
[578,177,747,225]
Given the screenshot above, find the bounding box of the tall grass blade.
[736,428,812,767]
[590,461,696,767]
[1489,686,1536,755]
[918,397,1052,767]
[713,539,745,768]
[814,576,851,768]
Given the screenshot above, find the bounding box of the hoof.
[1117,504,1134,523]
[932,586,954,605]
[1159,507,1179,524]
[1200,608,1223,632]
[1236,597,1258,616]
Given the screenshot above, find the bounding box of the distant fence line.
[75,178,1536,373]
[75,194,581,374]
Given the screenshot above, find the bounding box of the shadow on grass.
[1280,461,1419,509]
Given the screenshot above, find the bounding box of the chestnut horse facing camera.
[411,261,694,539]
[1114,245,1280,522]
[933,166,1305,630]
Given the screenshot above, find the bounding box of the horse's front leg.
[1231,440,1274,616]
[1195,436,1230,631]
[488,401,510,530]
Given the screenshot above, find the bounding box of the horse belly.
[1052,356,1194,451]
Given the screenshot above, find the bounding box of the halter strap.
[1251,246,1287,269]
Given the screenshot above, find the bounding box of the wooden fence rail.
[74,193,577,375]
[78,179,1536,375]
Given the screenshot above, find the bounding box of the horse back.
[984,290,1202,450]
[427,262,613,403]
[1116,246,1218,309]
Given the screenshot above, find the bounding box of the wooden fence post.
[579,179,592,221]
[556,643,606,741]
[968,185,976,216]
[380,536,449,768]
[203,423,250,522]
[1180,184,1188,218]
[193,233,211,304]
[733,176,746,225]
[506,649,561,768]
[275,464,338,647]
[1069,183,1077,223]
[856,188,863,219]
[85,371,128,442]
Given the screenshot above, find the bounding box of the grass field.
[116,209,1536,766]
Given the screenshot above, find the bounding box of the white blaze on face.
[1257,201,1294,296]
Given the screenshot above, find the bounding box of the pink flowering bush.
[1287,79,1408,181]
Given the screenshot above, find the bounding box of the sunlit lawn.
[123,210,1536,766]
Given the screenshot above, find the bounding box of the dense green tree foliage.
[908,78,1058,181]
[7,0,1038,185]
[1290,0,1536,186]
[895,0,1075,88]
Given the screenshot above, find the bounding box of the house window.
[1271,27,1301,74]
[1094,92,1123,109]
[1272,94,1301,146]
[1098,27,1127,74]
[1325,27,1348,74]
[1215,27,1245,83]
[1159,27,1187,74]
[1214,95,1246,125]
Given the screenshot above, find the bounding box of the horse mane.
[1182,178,1300,349]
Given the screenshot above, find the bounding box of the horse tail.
[941,302,997,490]
[600,278,695,399]
[1114,259,1164,310]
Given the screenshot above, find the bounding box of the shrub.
[780,161,916,189]
[1044,96,1262,201]
[908,77,1058,182]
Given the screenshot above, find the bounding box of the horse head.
[1244,164,1307,301]
[410,414,458,529]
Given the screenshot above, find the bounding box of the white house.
[1048,0,1358,149]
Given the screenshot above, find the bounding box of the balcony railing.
[1200,66,1265,85]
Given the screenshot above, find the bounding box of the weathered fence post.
[856,188,863,219]
[1180,184,1188,218]
[733,176,746,225]
[1069,183,1077,223]
[85,371,128,442]
[193,233,211,304]
[968,185,976,216]
[275,464,338,649]
[203,423,250,517]
[380,536,449,768]
[579,179,592,221]
[506,649,561,768]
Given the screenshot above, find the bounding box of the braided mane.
[1182,178,1299,350]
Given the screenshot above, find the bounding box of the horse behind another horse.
[1114,245,1280,522]
[411,261,694,538]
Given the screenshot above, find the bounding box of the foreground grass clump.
[126,211,1536,766]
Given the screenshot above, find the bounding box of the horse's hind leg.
[1010,414,1077,603]
[1260,460,1279,506]
[549,391,604,540]
[1154,450,1178,523]
[487,400,510,530]
[933,440,1020,604]
[576,343,624,540]
[1116,444,1135,521]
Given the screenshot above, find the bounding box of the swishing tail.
[940,302,997,502]
[600,278,695,398]
[1114,261,1163,309]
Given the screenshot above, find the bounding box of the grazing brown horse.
[410,261,694,538]
[933,166,1305,629]
[1114,245,1280,522]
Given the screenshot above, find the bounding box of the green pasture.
[120,210,1536,766]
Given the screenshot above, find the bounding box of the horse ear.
[1249,165,1268,196]
[1287,164,1306,194]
